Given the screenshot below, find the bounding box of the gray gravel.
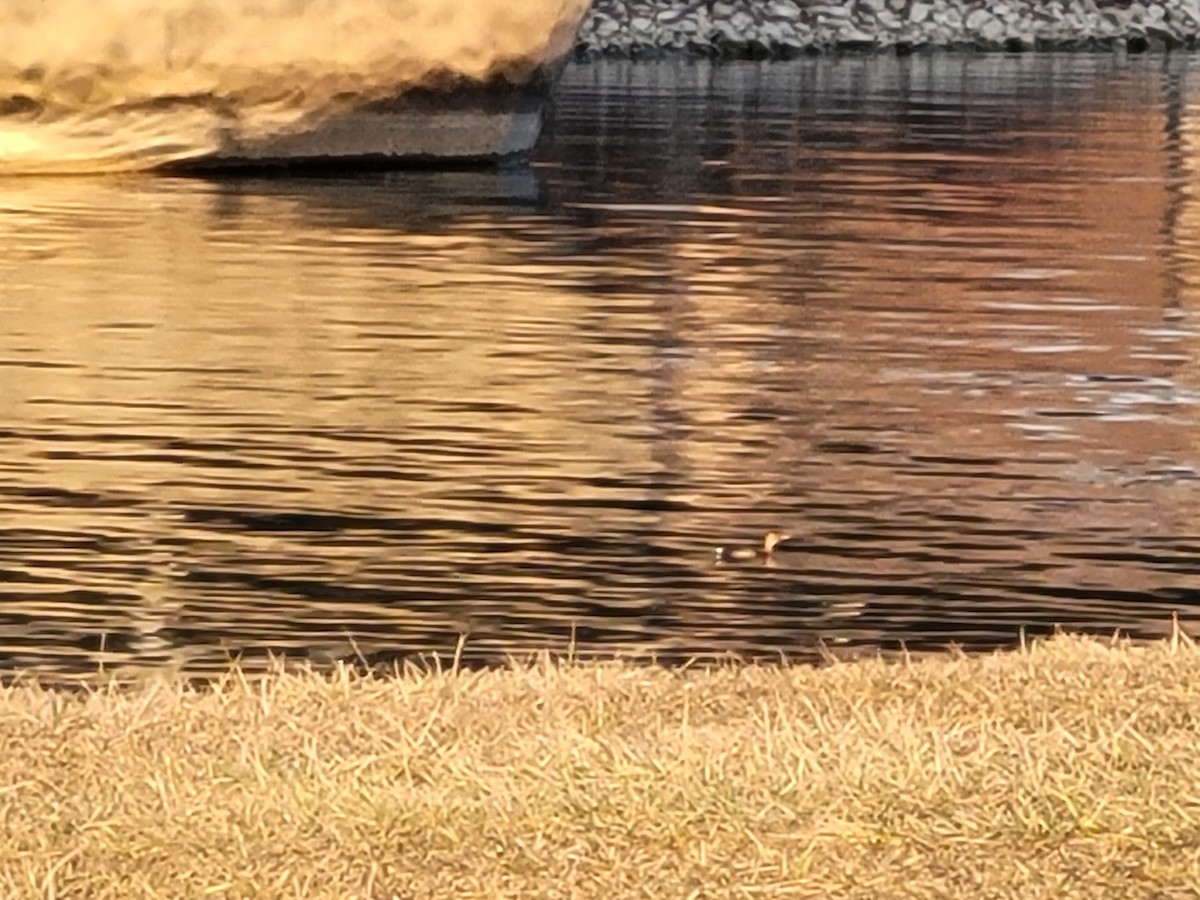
[575,0,1200,56]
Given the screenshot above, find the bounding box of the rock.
[909,2,934,24]
[963,7,990,30]
[767,0,803,19]
[573,0,1200,57]
[836,23,879,42]
[629,15,656,42]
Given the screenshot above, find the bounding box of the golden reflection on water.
[5,56,1200,680]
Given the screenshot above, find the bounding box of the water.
[3,53,1200,680]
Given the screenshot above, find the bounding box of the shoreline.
[574,0,1200,57]
[3,632,1199,897]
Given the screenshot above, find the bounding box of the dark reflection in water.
[4,54,1200,680]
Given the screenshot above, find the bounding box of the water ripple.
[3,55,1200,679]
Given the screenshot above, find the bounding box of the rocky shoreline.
[574,0,1200,56]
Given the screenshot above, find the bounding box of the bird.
[714,531,788,563]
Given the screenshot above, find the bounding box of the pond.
[3,53,1199,679]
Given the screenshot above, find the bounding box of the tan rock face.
[0,0,593,170]
[1,0,592,103]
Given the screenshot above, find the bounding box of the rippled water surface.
[4,54,1200,679]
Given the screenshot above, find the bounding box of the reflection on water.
[4,54,1200,680]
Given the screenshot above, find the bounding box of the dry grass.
[1,632,1199,899]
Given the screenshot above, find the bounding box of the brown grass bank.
[1,633,1199,899]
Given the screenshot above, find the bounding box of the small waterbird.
[714,531,788,563]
